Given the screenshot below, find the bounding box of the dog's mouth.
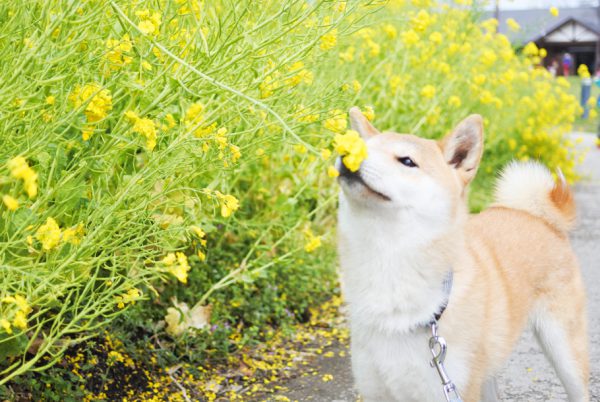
[338,166,391,202]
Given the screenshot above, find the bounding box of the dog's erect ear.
[441,114,484,185]
[349,107,379,139]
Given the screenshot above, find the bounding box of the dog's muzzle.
[336,159,391,201]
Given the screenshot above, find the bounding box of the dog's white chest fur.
[338,197,468,401]
[351,328,457,402]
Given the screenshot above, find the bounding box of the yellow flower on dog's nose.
[334,130,367,172]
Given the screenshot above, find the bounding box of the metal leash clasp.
[429,321,463,402]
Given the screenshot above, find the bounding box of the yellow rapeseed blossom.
[327,165,339,178]
[383,24,397,39]
[1,295,32,332]
[400,29,419,46]
[13,311,27,329]
[421,84,436,98]
[320,29,338,51]
[429,31,443,44]
[522,42,539,57]
[115,288,141,309]
[7,156,38,198]
[105,35,133,72]
[136,10,162,36]
[2,195,18,211]
[45,95,55,105]
[0,319,11,334]
[62,223,85,245]
[184,102,206,134]
[577,64,591,79]
[125,111,158,151]
[304,230,322,253]
[334,130,368,172]
[362,106,375,121]
[162,252,191,284]
[506,18,520,32]
[69,83,113,139]
[215,192,240,218]
[323,109,348,133]
[448,96,462,108]
[36,217,62,251]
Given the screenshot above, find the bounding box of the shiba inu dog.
[336,107,589,402]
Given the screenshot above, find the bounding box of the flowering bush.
[0,0,583,391]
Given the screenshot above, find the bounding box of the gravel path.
[272,133,599,402]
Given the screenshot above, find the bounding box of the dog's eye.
[397,156,418,168]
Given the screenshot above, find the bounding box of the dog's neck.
[338,205,463,334]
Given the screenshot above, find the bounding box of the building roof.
[495,7,600,44]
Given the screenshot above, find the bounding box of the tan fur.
[339,110,589,402]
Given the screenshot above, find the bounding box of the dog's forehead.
[369,132,439,154]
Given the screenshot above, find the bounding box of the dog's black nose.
[338,160,359,180]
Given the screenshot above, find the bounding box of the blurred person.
[548,59,559,77]
[563,52,572,76]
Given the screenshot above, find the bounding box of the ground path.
[270,133,600,402]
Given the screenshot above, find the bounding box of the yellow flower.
[165,113,177,128]
[125,111,158,151]
[448,96,461,108]
[13,311,27,330]
[421,84,436,99]
[191,225,206,238]
[327,166,339,178]
[383,24,397,39]
[7,156,38,198]
[36,217,61,251]
[115,288,141,309]
[321,149,332,160]
[2,195,18,211]
[506,18,520,32]
[362,106,375,121]
[578,64,591,79]
[162,252,191,283]
[62,223,85,245]
[216,192,240,218]
[334,130,368,172]
[323,109,348,133]
[400,29,419,46]
[550,6,559,17]
[522,42,539,57]
[429,31,443,44]
[184,102,204,128]
[45,96,55,105]
[69,83,113,128]
[322,374,334,382]
[0,319,11,334]
[136,10,161,35]
[320,29,338,51]
[105,35,133,73]
[304,229,322,252]
[339,46,355,63]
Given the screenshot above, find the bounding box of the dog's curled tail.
[494,161,576,232]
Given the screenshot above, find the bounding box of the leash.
[427,272,464,402]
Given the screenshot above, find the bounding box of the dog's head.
[338,107,483,228]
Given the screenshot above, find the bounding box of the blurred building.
[497,6,600,74]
